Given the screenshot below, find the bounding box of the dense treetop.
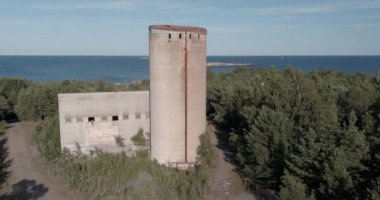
[207,68,380,200]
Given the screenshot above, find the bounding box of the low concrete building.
[58,91,150,154]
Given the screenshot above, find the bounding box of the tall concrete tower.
[149,25,207,166]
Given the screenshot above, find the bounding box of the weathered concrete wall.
[149,25,207,165]
[186,28,207,163]
[58,91,150,154]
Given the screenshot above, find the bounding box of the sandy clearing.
[205,125,255,200]
[0,122,87,200]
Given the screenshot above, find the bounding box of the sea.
[0,56,379,83]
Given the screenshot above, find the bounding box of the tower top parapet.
[149,25,207,34]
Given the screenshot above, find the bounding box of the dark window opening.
[179,33,182,39]
[189,34,192,39]
[101,116,108,122]
[123,114,129,120]
[88,117,95,122]
[112,115,119,121]
[136,113,141,119]
[168,33,171,39]
[76,117,83,123]
[198,34,200,39]
[65,117,72,123]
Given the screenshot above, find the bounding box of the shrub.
[131,128,146,146]
[114,135,126,147]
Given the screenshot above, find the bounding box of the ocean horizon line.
[0,55,380,57]
[1,55,379,83]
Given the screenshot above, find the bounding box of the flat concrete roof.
[149,25,207,34]
[58,90,149,97]
[58,91,149,116]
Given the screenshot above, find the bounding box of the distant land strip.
[207,62,252,67]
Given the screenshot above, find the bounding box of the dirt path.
[205,125,255,200]
[0,122,87,200]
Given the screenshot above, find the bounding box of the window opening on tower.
[65,116,72,123]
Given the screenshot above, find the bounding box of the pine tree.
[241,106,294,187]
[0,138,10,190]
[279,171,315,200]
[285,129,322,189]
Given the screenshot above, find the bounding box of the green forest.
[207,68,380,200]
[1,66,380,199]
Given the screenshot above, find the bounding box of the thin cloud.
[207,26,246,33]
[32,0,216,16]
[230,1,380,16]
[350,23,380,29]
[347,1,380,10]
[252,5,331,16]
[33,1,134,10]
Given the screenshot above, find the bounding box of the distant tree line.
[15,79,149,121]
[207,67,380,200]
[0,78,149,122]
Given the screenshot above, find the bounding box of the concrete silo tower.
[149,25,207,166]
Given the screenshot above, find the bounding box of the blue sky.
[0,0,379,55]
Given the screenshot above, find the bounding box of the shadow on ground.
[1,131,49,200]
[0,138,12,190]
[0,179,49,200]
[214,127,239,165]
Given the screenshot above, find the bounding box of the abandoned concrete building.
[58,91,150,154]
[58,25,207,166]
